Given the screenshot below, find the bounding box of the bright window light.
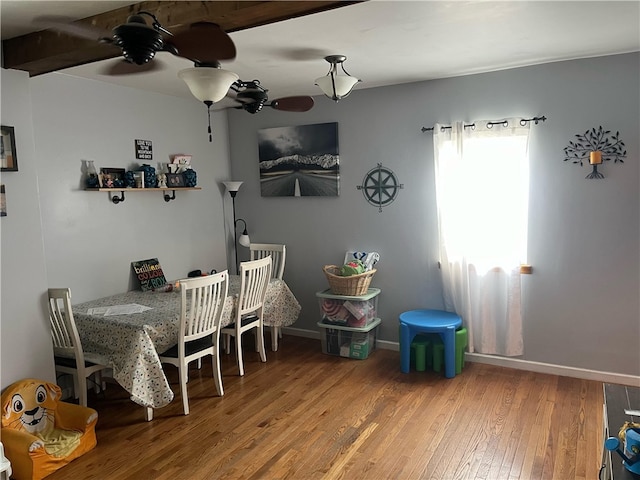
[436,135,529,274]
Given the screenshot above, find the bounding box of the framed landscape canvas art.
[258,122,339,197]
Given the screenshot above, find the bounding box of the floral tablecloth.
[73,277,301,410]
[222,276,301,328]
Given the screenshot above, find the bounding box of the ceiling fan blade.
[170,22,236,64]
[270,96,315,112]
[98,58,165,76]
[33,15,113,43]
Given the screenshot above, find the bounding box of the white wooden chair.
[222,256,272,376]
[250,243,286,280]
[48,288,110,407]
[0,442,11,480]
[249,243,286,350]
[159,271,229,415]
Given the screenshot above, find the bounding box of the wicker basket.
[323,265,376,296]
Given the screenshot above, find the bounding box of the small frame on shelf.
[1,125,18,172]
[166,173,185,187]
[132,172,145,188]
[100,168,125,188]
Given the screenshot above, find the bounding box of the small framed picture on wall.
[1,126,18,172]
[1,184,7,216]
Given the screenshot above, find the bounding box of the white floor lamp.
[223,181,251,274]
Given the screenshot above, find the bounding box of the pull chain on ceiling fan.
[173,22,239,142]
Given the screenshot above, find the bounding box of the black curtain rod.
[421,116,547,133]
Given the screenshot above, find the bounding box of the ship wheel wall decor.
[357,163,403,212]
[563,126,626,179]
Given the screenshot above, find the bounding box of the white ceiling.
[2,1,639,110]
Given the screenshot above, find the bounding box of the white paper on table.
[87,307,108,315]
[87,304,153,316]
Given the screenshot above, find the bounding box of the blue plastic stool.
[399,309,462,378]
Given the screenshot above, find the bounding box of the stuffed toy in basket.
[1,378,98,480]
[323,259,376,296]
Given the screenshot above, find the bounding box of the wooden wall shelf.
[85,187,201,204]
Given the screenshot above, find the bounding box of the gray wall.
[1,70,234,388]
[28,74,233,303]
[228,53,639,376]
[0,69,53,387]
[1,53,638,389]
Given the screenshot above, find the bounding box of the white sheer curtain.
[433,119,530,356]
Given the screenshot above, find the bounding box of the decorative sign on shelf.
[135,139,153,160]
[131,258,167,291]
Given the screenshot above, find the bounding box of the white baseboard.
[282,327,640,387]
[283,326,320,339]
[462,353,640,386]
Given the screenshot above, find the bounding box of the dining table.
[72,276,301,420]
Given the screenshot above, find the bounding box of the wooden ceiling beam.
[2,1,360,77]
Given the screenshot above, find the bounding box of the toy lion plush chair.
[1,378,98,480]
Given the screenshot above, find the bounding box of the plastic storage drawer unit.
[318,317,381,359]
[316,288,380,328]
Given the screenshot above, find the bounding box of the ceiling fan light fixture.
[178,67,239,103]
[315,55,361,102]
[179,66,239,142]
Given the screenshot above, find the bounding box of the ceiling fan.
[230,80,314,114]
[34,13,313,139]
[35,12,236,75]
[37,11,239,141]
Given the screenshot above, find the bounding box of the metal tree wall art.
[563,126,626,179]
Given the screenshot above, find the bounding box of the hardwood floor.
[47,335,604,479]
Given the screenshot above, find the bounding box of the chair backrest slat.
[249,243,286,280]
[237,256,272,319]
[48,288,83,361]
[179,271,229,344]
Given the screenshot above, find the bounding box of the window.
[433,119,530,356]
[435,130,529,274]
